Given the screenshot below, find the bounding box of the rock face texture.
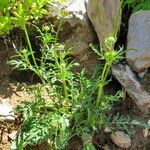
[126,11,150,72]
[87,0,121,45]
[50,0,98,73]
[112,63,150,114]
[110,131,131,149]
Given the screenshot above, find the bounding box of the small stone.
[110,131,131,149]
[0,99,15,122]
[138,69,148,79]
[8,131,17,140]
[148,120,150,126]
[0,103,13,116]
[143,129,149,138]
[104,127,111,133]
[102,144,111,150]
[6,115,15,122]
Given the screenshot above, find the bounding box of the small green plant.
[0,0,49,35]
[123,0,150,13]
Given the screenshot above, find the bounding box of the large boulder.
[112,63,150,114]
[126,11,150,72]
[49,0,98,73]
[86,0,121,46]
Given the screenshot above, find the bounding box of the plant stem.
[112,0,122,40]
[62,79,69,111]
[53,20,63,68]
[96,62,110,107]
[23,22,47,83]
[23,22,38,69]
[96,63,107,106]
[53,19,69,111]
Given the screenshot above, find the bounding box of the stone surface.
[49,0,98,73]
[8,131,17,140]
[110,131,131,149]
[112,63,150,114]
[0,99,15,122]
[126,11,150,72]
[87,0,121,46]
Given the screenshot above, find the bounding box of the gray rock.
[126,11,150,72]
[138,69,148,79]
[49,0,98,73]
[110,131,131,149]
[112,63,150,114]
[87,0,121,46]
[0,99,15,122]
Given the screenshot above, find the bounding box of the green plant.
[7,1,122,149]
[92,0,123,108]
[0,0,49,35]
[5,1,150,150]
[9,23,124,150]
[123,0,150,13]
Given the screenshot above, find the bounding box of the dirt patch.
[0,38,28,150]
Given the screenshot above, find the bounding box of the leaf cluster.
[123,0,150,13]
[0,0,48,35]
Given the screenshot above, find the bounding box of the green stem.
[96,62,109,107]
[53,20,69,111]
[23,22,47,83]
[62,79,69,111]
[112,0,122,40]
[96,64,106,106]
[53,19,63,68]
[23,23,38,69]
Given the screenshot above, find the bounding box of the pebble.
[102,144,111,150]
[110,131,131,149]
[104,127,111,133]
[143,129,149,138]
[148,120,150,126]
[8,131,17,140]
[0,99,15,122]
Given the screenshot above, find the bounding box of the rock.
[112,63,150,114]
[110,131,131,149]
[104,127,111,133]
[102,144,111,150]
[138,69,148,79]
[126,11,150,72]
[49,0,98,73]
[87,0,121,46]
[148,120,150,126]
[8,131,17,140]
[143,129,149,138]
[0,99,15,122]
